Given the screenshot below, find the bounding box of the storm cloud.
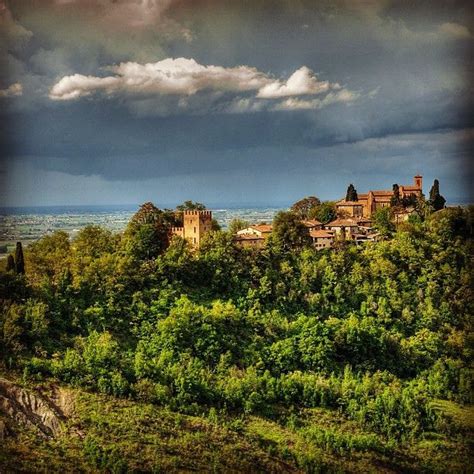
[0,0,473,205]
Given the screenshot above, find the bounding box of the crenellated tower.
[181,210,213,247]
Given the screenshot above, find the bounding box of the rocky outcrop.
[0,378,68,437]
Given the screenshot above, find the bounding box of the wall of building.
[183,210,212,247]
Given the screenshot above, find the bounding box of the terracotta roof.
[358,194,368,199]
[336,201,363,206]
[327,218,360,227]
[310,230,334,238]
[237,224,273,235]
[401,185,421,190]
[235,234,265,241]
[302,219,323,227]
[250,224,272,232]
[370,190,394,196]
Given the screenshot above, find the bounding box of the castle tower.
[414,175,423,190]
[183,210,212,247]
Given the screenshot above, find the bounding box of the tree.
[25,231,71,287]
[401,194,417,208]
[73,226,116,259]
[211,219,221,231]
[161,209,183,227]
[345,184,358,202]
[176,200,206,212]
[124,203,170,260]
[15,242,25,274]
[6,255,15,272]
[391,184,401,207]
[429,179,446,211]
[373,208,395,236]
[271,211,311,251]
[228,219,250,235]
[129,202,163,225]
[311,201,337,224]
[290,196,321,219]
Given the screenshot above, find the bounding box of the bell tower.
[414,175,422,190]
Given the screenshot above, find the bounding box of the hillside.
[1,376,472,473]
[1,205,473,472]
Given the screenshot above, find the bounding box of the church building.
[336,175,423,218]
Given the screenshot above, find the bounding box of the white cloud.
[320,89,359,106]
[439,22,472,40]
[273,88,359,111]
[50,75,120,101]
[257,66,335,99]
[0,82,23,98]
[50,58,270,100]
[49,57,360,114]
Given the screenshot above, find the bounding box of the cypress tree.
[352,187,358,202]
[345,184,358,202]
[14,242,25,274]
[6,254,15,272]
[429,179,446,211]
[391,184,401,206]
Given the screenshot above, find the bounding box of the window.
[194,227,196,233]
[193,237,196,244]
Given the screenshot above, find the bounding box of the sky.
[0,0,473,207]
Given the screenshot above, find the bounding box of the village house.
[393,207,416,224]
[310,229,335,249]
[302,219,323,231]
[234,224,273,248]
[325,218,360,238]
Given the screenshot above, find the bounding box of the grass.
[1,385,473,473]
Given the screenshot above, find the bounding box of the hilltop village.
[2,174,471,474]
[172,175,429,250]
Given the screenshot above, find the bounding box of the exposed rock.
[0,419,6,440]
[0,378,66,437]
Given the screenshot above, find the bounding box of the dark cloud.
[1,0,473,205]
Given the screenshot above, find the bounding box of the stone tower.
[183,210,213,247]
[414,175,423,190]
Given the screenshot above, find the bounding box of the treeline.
[0,203,472,444]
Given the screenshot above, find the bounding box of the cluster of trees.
[290,197,337,223]
[0,198,472,445]
[5,242,24,275]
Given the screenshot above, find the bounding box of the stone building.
[325,218,360,238]
[310,229,335,249]
[302,219,324,231]
[336,175,423,218]
[171,210,213,247]
[234,224,273,248]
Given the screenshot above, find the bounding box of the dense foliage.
[1,206,472,455]
[290,197,337,224]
